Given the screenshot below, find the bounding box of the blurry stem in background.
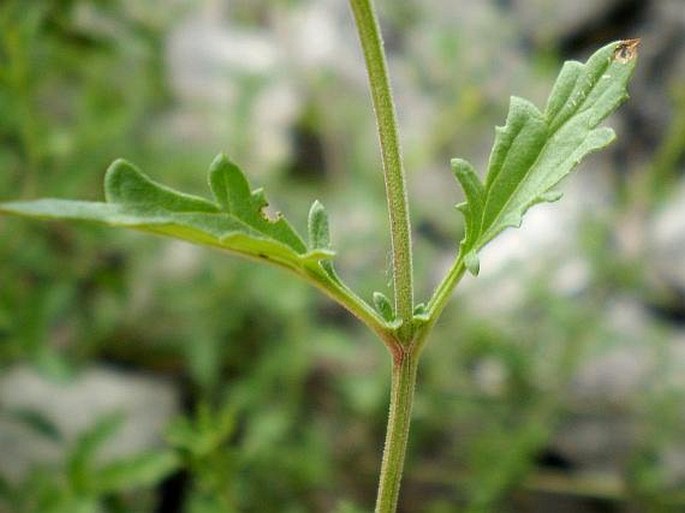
[349,1,418,512]
[349,0,414,338]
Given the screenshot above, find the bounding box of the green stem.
[349,0,414,334]
[347,3,421,511]
[426,257,467,322]
[375,348,419,513]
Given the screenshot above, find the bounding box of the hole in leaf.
[259,203,282,223]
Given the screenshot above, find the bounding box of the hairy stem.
[348,2,420,511]
[426,257,467,325]
[375,348,419,513]
[349,0,414,335]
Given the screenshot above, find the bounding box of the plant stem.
[375,348,419,513]
[349,0,414,334]
[425,257,467,324]
[348,3,420,510]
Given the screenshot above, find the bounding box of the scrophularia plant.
[0,1,638,511]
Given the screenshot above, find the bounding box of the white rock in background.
[278,0,350,72]
[650,178,685,291]
[569,297,654,404]
[164,4,303,174]
[0,366,178,481]
[552,413,641,473]
[167,8,279,103]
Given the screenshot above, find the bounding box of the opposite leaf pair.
[0,40,639,326]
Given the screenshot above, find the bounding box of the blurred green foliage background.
[1,1,685,512]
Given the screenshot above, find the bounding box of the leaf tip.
[310,199,324,213]
[208,152,236,182]
[612,38,640,64]
[210,152,231,168]
[307,200,331,251]
[450,158,476,179]
[105,158,136,182]
[208,153,247,212]
[104,159,143,203]
[450,157,468,170]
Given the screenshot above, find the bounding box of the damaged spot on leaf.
[260,203,283,223]
[612,38,640,64]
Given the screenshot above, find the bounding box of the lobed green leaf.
[0,154,334,274]
[453,40,639,274]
